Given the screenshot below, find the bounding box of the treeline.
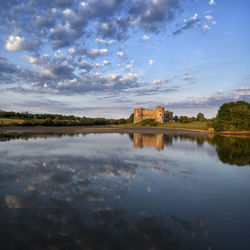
[0,110,134,126]
[172,112,208,123]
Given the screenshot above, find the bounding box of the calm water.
[0,132,249,250]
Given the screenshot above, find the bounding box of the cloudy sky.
[0,0,249,118]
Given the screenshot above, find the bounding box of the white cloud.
[125,63,133,70]
[203,24,211,31]
[5,35,40,51]
[5,36,25,51]
[63,8,74,17]
[100,48,108,54]
[86,48,108,58]
[117,51,124,57]
[148,59,154,65]
[142,34,150,40]
[205,15,213,22]
[26,56,37,64]
[208,0,216,6]
[95,38,115,45]
[88,49,99,57]
[68,47,76,54]
[103,60,110,66]
[80,1,87,8]
[152,78,170,85]
[190,13,198,21]
[180,76,194,80]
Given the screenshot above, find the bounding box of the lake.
[0,132,249,250]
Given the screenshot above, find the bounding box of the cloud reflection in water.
[0,132,249,249]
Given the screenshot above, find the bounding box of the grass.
[0,118,24,125]
[161,121,210,131]
[118,120,210,131]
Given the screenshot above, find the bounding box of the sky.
[0,0,249,118]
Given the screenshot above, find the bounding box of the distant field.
[0,118,24,125]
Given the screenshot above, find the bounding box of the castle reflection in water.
[133,133,173,150]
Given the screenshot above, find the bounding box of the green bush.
[118,118,127,124]
[127,113,134,123]
[137,119,161,127]
[197,113,205,121]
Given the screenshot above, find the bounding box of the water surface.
[0,133,249,249]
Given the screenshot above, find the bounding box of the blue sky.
[0,0,249,118]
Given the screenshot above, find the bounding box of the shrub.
[118,118,127,124]
[138,119,161,127]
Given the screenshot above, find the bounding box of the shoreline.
[0,126,250,137]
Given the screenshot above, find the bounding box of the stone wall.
[134,106,172,123]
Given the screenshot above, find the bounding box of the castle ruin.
[134,106,173,124]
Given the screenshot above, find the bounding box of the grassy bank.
[162,121,209,130]
[0,118,25,125]
[118,121,210,131]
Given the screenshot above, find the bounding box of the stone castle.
[134,106,173,124]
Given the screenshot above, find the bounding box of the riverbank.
[0,125,250,137]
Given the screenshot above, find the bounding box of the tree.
[43,118,53,126]
[197,113,205,121]
[179,116,189,123]
[118,118,127,124]
[127,113,134,123]
[173,115,178,122]
[213,101,250,131]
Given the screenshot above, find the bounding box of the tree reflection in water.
[132,133,250,167]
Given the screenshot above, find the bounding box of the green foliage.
[197,112,205,121]
[127,113,134,123]
[213,101,250,131]
[43,118,53,126]
[173,115,178,122]
[179,116,196,123]
[178,116,188,123]
[199,117,207,122]
[118,118,127,124]
[137,119,161,127]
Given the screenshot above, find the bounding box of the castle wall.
[142,110,157,120]
[134,106,172,124]
[134,108,143,123]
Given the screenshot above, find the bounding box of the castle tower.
[155,106,164,123]
[134,107,143,123]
